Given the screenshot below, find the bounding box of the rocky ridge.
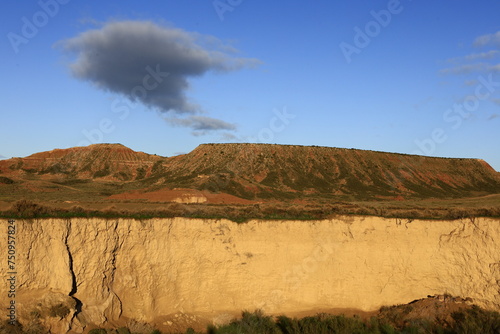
[1,143,499,201]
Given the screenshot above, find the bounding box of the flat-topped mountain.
[1,143,499,201]
[160,143,500,199]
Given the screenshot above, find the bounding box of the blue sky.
[1,0,500,171]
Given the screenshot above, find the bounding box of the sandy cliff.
[0,216,499,332]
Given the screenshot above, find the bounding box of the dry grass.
[2,199,499,222]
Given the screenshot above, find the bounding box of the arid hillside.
[158,143,500,200]
[0,143,163,181]
[1,143,499,203]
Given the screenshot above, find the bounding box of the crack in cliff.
[380,273,395,294]
[342,222,354,239]
[438,222,466,248]
[467,218,495,245]
[167,220,173,236]
[438,219,495,250]
[25,223,36,261]
[109,220,123,317]
[64,220,83,318]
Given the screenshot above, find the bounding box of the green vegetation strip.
[2,307,498,334]
[1,200,500,223]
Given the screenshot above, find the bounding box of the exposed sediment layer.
[0,216,498,332]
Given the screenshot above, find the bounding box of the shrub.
[10,200,51,218]
[117,328,131,334]
[215,310,280,334]
[114,171,131,181]
[24,319,45,334]
[136,167,146,180]
[93,170,110,178]
[0,176,14,184]
[49,304,70,318]
[151,160,164,174]
[276,315,300,334]
[451,305,500,334]
[0,320,25,334]
[88,329,107,334]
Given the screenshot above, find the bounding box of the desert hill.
[158,143,500,200]
[1,145,499,333]
[0,143,163,181]
[1,143,499,203]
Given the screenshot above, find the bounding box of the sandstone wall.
[0,216,498,332]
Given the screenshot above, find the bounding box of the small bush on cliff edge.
[48,303,70,318]
[8,200,53,218]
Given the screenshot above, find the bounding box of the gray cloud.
[440,63,500,75]
[491,64,500,72]
[465,50,499,60]
[57,20,259,133]
[440,63,488,75]
[474,31,500,47]
[441,33,500,77]
[445,51,498,64]
[464,79,478,86]
[220,132,238,141]
[166,115,237,136]
[446,50,500,64]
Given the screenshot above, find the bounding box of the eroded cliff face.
[0,216,499,333]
